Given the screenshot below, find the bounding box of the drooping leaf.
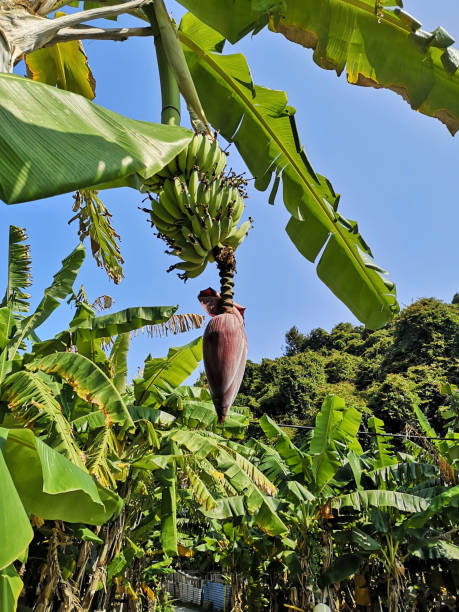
[0,431,33,570]
[27,352,134,428]
[336,489,430,513]
[110,332,130,393]
[319,553,362,587]
[70,305,179,338]
[179,14,398,328]
[1,370,84,468]
[1,226,32,314]
[157,459,178,557]
[25,22,96,99]
[134,336,203,406]
[1,427,120,526]
[178,0,459,134]
[0,73,192,204]
[406,484,459,528]
[184,464,217,511]
[69,189,123,283]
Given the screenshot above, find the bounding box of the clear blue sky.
[2,1,459,381]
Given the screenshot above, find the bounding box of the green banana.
[160,182,182,220]
[188,169,200,204]
[206,138,220,174]
[190,237,208,258]
[220,213,233,241]
[177,145,188,175]
[149,209,176,234]
[177,246,203,264]
[191,213,204,237]
[200,227,212,251]
[196,135,212,172]
[231,192,244,225]
[219,184,232,218]
[142,175,163,193]
[210,218,221,247]
[207,180,219,217]
[173,257,208,279]
[153,197,178,225]
[215,148,227,176]
[204,212,213,232]
[186,133,203,176]
[223,220,252,249]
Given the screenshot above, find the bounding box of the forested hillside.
[235,297,459,432]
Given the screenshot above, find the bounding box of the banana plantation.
[0,1,458,611]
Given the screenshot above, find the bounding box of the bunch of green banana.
[144,135,252,279]
[153,132,227,183]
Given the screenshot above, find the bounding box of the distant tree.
[284,326,308,356]
[452,293,459,305]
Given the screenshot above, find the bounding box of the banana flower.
[198,288,247,424]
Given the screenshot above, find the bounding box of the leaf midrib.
[179,30,389,312]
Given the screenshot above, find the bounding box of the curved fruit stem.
[215,247,236,313]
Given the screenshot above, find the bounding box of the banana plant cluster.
[144,132,251,280]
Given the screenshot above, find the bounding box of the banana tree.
[0,224,207,608]
[2,0,457,328]
[0,0,408,329]
[251,396,458,610]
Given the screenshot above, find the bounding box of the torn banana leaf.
[180,13,398,328]
[178,0,459,134]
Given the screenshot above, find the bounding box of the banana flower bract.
[198,288,247,424]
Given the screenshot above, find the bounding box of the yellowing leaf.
[25,14,95,100]
[177,543,194,557]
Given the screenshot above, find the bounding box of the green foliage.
[239,297,458,431]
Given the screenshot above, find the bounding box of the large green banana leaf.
[178,0,459,134]
[134,336,203,406]
[336,489,430,513]
[180,14,398,328]
[0,74,192,204]
[0,426,121,571]
[0,432,33,569]
[309,394,362,491]
[27,352,134,428]
[69,305,178,337]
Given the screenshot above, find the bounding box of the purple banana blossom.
[198,288,247,424]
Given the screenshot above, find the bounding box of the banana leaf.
[27,352,134,428]
[309,394,362,491]
[0,432,33,569]
[178,0,459,134]
[1,370,84,467]
[259,414,309,475]
[0,427,121,542]
[179,14,398,328]
[336,489,430,513]
[0,565,23,611]
[134,336,203,406]
[70,305,178,337]
[25,15,96,100]
[1,226,32,314]
[0,74,192,203]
